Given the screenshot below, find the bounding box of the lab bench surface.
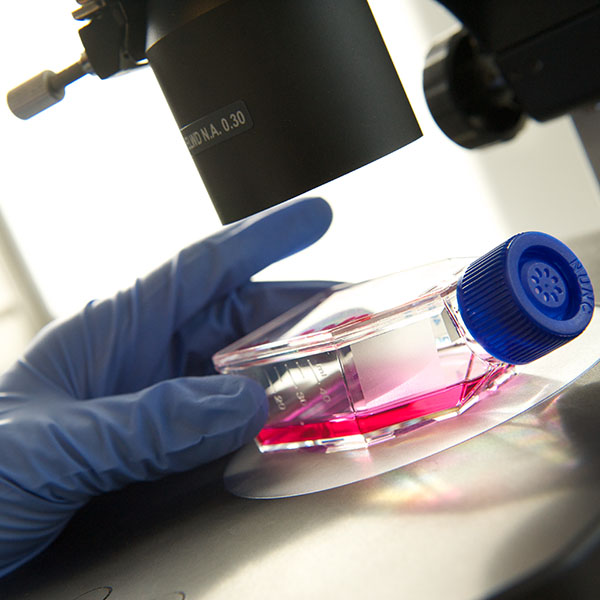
[1,358,600,600]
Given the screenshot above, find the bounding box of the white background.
[1,0,599,324]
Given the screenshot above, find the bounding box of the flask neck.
[444,286,508,366]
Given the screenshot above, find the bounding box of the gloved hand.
[0,197,333,577]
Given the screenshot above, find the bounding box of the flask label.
[351,318,443,408]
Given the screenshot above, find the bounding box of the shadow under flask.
[213,232,595,452]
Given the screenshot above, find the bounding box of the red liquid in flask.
[256,354,509,451]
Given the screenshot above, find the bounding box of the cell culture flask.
[213,232,594,452]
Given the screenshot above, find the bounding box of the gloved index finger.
[141,196,333,330]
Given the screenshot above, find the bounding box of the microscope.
[7,0,600,224]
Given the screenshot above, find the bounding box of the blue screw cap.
[457,232,595,364]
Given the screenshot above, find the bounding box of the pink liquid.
[257,373,491,449]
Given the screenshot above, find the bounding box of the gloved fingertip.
[291,195,332,217]
[175,374,269,461]
[252,196,332,262]
[156,374,269,451]
[219,374,269,430]
[283,196,333,238]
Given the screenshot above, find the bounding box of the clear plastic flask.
[213,232,595,452]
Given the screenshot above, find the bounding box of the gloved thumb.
[46,375,268,502]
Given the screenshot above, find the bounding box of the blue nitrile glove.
[0,197,333,577]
